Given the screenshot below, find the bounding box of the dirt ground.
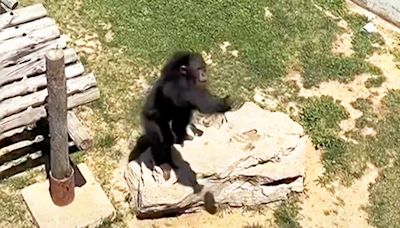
[105,1,400,227]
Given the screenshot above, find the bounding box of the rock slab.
[125,102,307,218]
[351,0,400,26]
[22,163,115,228]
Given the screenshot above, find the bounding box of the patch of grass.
[315,0,346,14]
[352,98,379,129]
[0,170,44,227]
[300,12,383,88]
[97,212,124,228]
[366,91,400,167]
[243,223,265,228]
[300,96,349,147]
[96,131,117,148]
[392,49,400,62]
[382,89,400,113]
[0,189,32,227]
[299,96,367,183]
[362,90,400,227]
[83,0,380,90]
[345,14,384,58]
[70,151,86,164]
[273,196,301,228]
[368,159,400,228]
[364,75,385,88]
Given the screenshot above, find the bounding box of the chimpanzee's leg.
[171,109,193,145]
[143,119,176,168]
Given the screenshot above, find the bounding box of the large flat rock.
[125,102,307,219]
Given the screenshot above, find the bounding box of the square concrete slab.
[21,163,115,228]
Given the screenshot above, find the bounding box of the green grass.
[243,223,265,228]
[0,170,44,227]
[364,75,386,88]
[82,0,381,90]
[368,159,400,228]
[298,96,366,184]
[352,98,379,129]
[367,90,400,227]
[274,196,301,228]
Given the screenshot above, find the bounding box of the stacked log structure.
[0,4,100,179]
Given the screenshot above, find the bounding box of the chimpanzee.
[130,51,232,169]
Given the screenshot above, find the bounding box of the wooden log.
[0,87,100,141]
[0,74,96,134]
[0,35,67,69]
[0,17,55,42]
[66,73,97,95]
[67,87,100,109]
[0,25,60,59]
[0,141,76,179]
[0,47,76,86]
[46,49,70,180]
[0,126,25,141]
[0,135,43,165]
[0,140,76,164]
[0,107,46,134]
[0,4,47,30]
[0,73,97,119]
[0,150,42,173]
[0,62,84,101]
[0,0,18,10]
[67,111,93,150]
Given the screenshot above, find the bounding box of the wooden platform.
[0,3,100,179]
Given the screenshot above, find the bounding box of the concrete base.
[21,163,115,228]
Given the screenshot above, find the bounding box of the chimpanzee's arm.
[184,87,231,114]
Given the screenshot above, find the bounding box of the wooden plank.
[0,25,60,59]
[0,87,100,141]
[66,73,97,95]
[0,150,42,173]
[0,126,25,141]
[0,17,55,42]
[0,62,85,101]
[0,139,43,167]
[0,110,93,150]
[67,111,93,150]
[67,87,100,109]
[0,0,18,10]
[0,107,46,134]
[0,141,77,179]
[0,35,67,69]
[0,4,47,30]
[0,135,43,159]
[0,73,97,119]
[0,48,77,86]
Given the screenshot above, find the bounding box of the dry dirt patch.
[299,140,378,228]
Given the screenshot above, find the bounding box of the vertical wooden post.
[46,49,75,206]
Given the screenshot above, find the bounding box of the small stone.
[105,30,114,43]
[362,22,377,34]
[264,7,273,18]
